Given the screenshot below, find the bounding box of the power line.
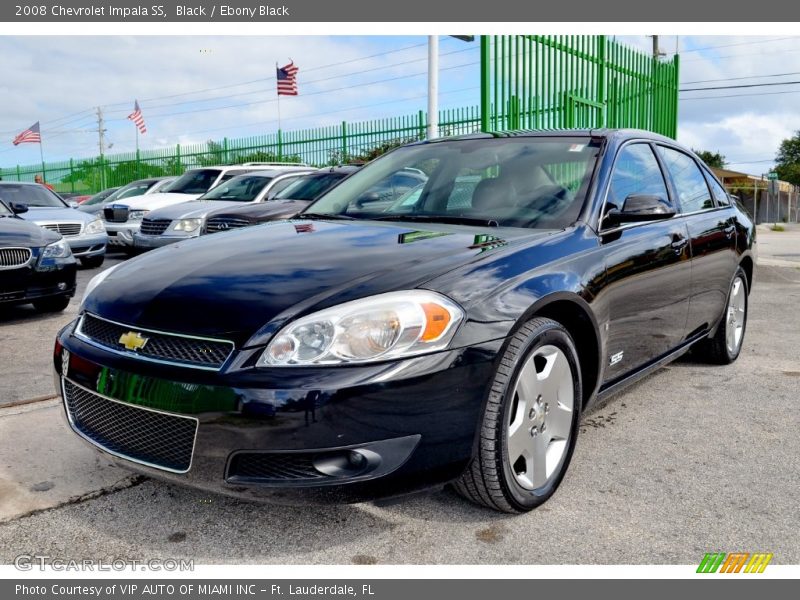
[682,70,800,85]
[680,36,797,54]
[681,80,800,92]
[680,88,800,101]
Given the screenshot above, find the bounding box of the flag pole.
[39,137,46,183]
[276,62,282,132]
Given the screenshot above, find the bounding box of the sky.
[1,34,799,176]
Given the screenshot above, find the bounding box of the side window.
[607,144,670,210]
[658,147,714,213]
[266,176,300,200]
[705,171,730,206]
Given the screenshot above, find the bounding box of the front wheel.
[454,317,582,513]
[693,267,749,364]
[33,295,70,313]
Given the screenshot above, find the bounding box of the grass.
[770,224,786,232]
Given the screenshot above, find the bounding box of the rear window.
[199,175,273,202]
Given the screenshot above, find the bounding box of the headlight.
[85,218,105,234]
[41,239,71,259]
[80,264,120,308]
[128,210,148,221]
[173,218,201,233]
[259,290,464,366]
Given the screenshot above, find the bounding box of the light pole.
[427,36,439,140]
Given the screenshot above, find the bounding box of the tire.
[693,266,749,365]
[32,295,71,313]
[80,255,105,269]
[454,317,582,513]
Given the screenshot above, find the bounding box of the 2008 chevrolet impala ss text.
[53,130,755,513]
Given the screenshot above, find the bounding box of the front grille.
[227,452,326,482]
[139,219,172,236]
[42,222,82,236]
[77,313,234,370]
[104,206,129,223]
[206,216,251,234]
[63,379,197,473]
[0,247,32,269]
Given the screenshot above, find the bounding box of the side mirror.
[9,202,28,215]
[605,194,675,226]
[69,201,80,209]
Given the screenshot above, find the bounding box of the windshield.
[197,175,273,202]
[0,200,11,216]
[307,138,600,229]
[103,180,157,203]
[168,169,221,194]
[276,172,349,201]
[0,184,68,208]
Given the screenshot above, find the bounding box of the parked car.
[132,167,316,250]
[83,177,176,219]
[198,165,392,234]
[1,182,107,268]
[76,187,120,212]
[0,199,76,312]
[56,130,755,512]
[103,165,305,251]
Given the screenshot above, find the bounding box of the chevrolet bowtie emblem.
[119,331,149,352]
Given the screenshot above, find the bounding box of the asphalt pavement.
[0,231,798,564]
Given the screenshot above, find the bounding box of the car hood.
[86,219,549,346]
[0,216,61,247]
[147,200,253,221]
[117,192,202,211]
[208,200,311,222]
[19,206,95,224]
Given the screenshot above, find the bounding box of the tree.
[693,149,727,169]
[775,130,800,186]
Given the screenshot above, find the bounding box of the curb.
[0,394,58,410]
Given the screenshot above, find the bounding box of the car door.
[599,142,692,382]
[656,146,738,337]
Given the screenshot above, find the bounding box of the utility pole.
[96,106,106,189]
[427,35,439,140]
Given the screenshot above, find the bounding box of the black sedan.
[202,165,360,234]
[54,130,755,512]
[1,200,77,312]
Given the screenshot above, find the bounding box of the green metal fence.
[2,35,677,195]
[480,35,679,137]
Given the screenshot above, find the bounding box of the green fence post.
[277,129,283,161]
[69,158,75,192]
[16,165,21,182]
[418,110,425,140]
[136,148,141,179]
[480,35,491,132]
[223,137,229,163]
[341,121,347,162]
[176,144,182,174]
[597,35,607,127]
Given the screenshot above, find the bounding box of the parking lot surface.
[0,233,798,564]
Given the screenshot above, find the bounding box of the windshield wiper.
[297,212,357,221]
[370,214,498,227]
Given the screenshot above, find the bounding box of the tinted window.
[116,182,155,200]
[705,171,730,206]
[199,175,272,202]
[659,147,714,213]
[0,184,67,208]
[266,176,302,200]
[275,173,347,201]
[168,169,221,194]
[608,144,669,210]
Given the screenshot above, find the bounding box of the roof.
[412,128,676,145]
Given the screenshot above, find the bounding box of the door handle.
[724,224,736,239]
[671,237,689,254]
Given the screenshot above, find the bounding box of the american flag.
[12,121,41,145]
[277,61,299,96]
[127,100,147,134]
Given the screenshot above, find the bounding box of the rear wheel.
[454,317,582,513]
[33,295,70,313]
[693,267,748,364]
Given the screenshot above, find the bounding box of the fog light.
[312,448,380,478]
[57,282,67,290]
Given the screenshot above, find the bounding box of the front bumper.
[133,231,198,250]
[64,232,107,258]
[104,222,139,247]
[1,259,77,305]
[55,320,502,504]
